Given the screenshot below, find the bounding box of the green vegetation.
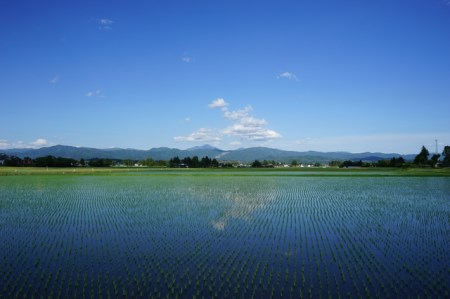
[251,160,263,168]
[169,156,219,168]
[414,146,430,166]
[0,166,449,177]
[442,145,450,167]
[0,155,168,168]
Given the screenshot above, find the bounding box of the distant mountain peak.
[186,144,221,151]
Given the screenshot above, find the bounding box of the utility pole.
[435,139,438,155]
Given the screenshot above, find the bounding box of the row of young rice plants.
[0,174,449,298]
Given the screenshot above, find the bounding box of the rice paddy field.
[1,170,449,298]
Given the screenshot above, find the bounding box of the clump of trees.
[340,160,366,168]
[413,145,445,168]
[34,156,78,167]
[251,160,263,168]
[414,146,431,166]
[88,158,115,167]
[374,157,407,168]
[329,145,450,168]
[442,146,450,167]
[141,158,167,167]
[1,155,25,166]
[251,160,277,168]
[169,156,219,168]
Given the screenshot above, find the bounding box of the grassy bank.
[1,166,449,177]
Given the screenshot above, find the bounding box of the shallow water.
[1,175,449,298]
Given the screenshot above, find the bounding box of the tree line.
[334,145,450,168]
[0,154,222,168]
[334,157,407,168]
[0,155,79,167]
[249,145,450,169]
[168,156,221,168]
[0,155,167,168]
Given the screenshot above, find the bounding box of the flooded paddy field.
[1,174,449,298]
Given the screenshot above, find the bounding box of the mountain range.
[1,145,416,163]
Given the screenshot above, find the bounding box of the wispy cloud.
[0,138,49,149]
[174,128,221,143]
[0,139,9,148]
[49,75,60,84]
[277,71,299,81]
[99,18,113,30]
[208,98,229,109]
[86,90,105,98]
[181,56,191,63]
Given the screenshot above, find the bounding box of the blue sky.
[1,0,449,154]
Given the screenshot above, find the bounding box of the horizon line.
[0,143,420,155]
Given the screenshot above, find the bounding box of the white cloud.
[86,90,104,98]
[277,71,299,81]
[31,138,48,147]
[49,75,60,84]
[230,141,242,146]
[184,117,191,122]
[0,138,50,149]
[99,19,113,30]
[0,139,9,148]
[223,125,281,141]
[181,56,191,63]
[239,116,267,127]
[220,102,281,142]
[174,128,221,143]
[223,106,252,120]
[208,98,229,109]
[177,99,281,145]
